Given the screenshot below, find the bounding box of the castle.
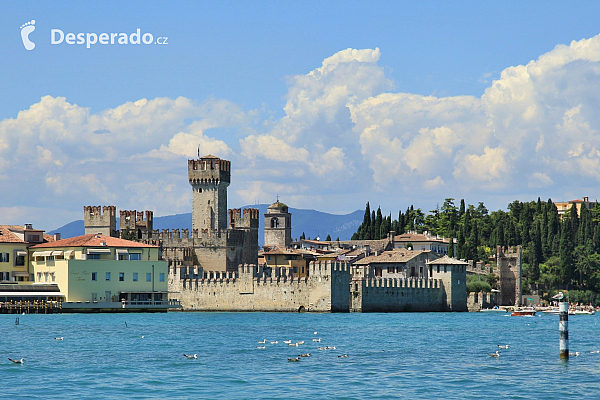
[83,154,467,312]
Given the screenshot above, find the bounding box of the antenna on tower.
[197,146,200,157]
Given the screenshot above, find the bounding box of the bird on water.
[183,354,198,359]
[497,345,509,349]
[488,351,500,357]
[8,358,24,364]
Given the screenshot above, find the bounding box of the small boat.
[573,309,596,315]
[511,307,536,316]
[480,308,507,313]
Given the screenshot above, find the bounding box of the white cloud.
[7,34,600,230]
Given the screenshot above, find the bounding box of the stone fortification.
[83,205,117,237]
[169,260,351,312]
[497,245,522,307]
[189,156,231,232]
[351,277,444,312]
[120,210,153,238]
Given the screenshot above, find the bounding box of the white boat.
[573,309,596,315]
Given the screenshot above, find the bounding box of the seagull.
[257,339,266,344]
[497,345,509,349]
[287,357,300,362]
[283,340,292,344]
[326,346,336,350]
[183,354,198,359]
[299,353,311,357]
[317,347,327,350]
[488,351,500,357]
[314,331,318,335]
[55,337,64,341]
[312,338,321,342]
[338,354,349,358]
[297,341,305,345]
[552,292,565,300]
[270,341,279,344]
[139,336,145,339]
[256,346,266,349]
[8,358,24,364]
[288,343,299,347]
[569,352,580,357]
[590,350,600,354]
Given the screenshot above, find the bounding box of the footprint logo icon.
[20,20,35,50]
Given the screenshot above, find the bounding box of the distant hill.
[49,206,362,245]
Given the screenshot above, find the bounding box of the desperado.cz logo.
[20,20,168,50]
[51,28,168,48]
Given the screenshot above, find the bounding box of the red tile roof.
[0,225,54,244]
[0,226,24,243]
[30,234,157,249]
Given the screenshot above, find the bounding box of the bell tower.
[188,155,231,231]
[264,199,292,248]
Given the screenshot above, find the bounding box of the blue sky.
[3,1,600,230]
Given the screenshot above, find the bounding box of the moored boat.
[480,308,508,313]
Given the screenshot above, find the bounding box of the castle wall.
[168,261,350,312]
[352,278,445,312]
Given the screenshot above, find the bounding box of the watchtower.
[188,155,231,232]
[83,205,117,237]
[264,200,292,249]
[120,210,153,239]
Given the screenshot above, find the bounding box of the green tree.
[326,234,332,241]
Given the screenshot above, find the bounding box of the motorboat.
[511,307,536,316]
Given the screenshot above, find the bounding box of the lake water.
[1,312,600,399]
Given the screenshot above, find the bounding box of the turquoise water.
[1,312,600,399]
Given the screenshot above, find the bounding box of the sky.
[2,1,600,231]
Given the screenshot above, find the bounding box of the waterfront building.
[29,234,175,311]
[0,224,55,282]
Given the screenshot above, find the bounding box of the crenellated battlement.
[188,156,231,185]
[228,208,260,229]
[83,205,117,237]
[120,209,153,234]
[363,277,440,289]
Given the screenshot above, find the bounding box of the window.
[130,253,141,261]
[106,272,111,281]
[118,254,128,261]
[159,273,165,282]
[0,253,9,263]
[266,255,271,261]
[146,273,152,282]
[37,272,42,282]
[91,272,97,281]
[88,254,100,260]
[388,267,394,274]
[46,255,54,261]
[119,272,124,281]
[15,255,25,266]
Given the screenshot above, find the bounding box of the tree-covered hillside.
[352,198,600,298]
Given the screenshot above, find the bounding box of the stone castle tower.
[83,206,117,237]
[264,200,292,248]
[188,155,231,231]
[120,210,153,239]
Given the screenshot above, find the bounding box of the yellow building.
[29,234,173,310]
[263,247,309,278]
[555,196,596,217]
[0,224,54,283]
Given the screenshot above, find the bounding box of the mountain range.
[49,205,363,246]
